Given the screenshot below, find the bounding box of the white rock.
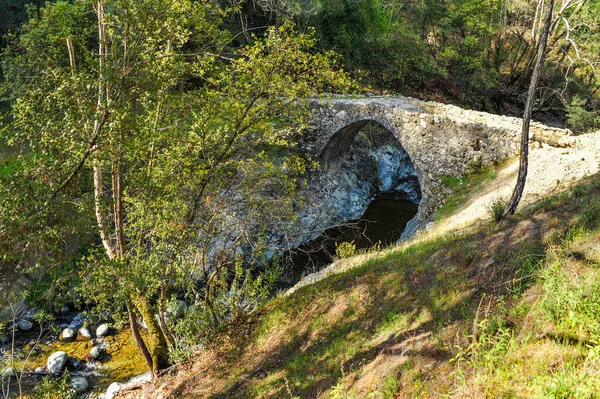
[89,346,103,360]
[96,323,110,337]
[78,326,92,340]
[105,382,122,399]
[123,371,152,389]
[70,376,89,393]
[17,319,33,331]
[47,351,68,374]
[61,328,76,342]
[1,368,15,378]
[34,367,45,373]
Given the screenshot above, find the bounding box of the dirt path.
[436,130,600,234]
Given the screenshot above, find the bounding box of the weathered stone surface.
[78,326,92,340]
[47,351,68,374]
[89,346,103,360]
[105,382,122,399]
[68,313,87,330]
[96,323,110,337]
[70,376,89,393]
[307,95,572,236]
[61,328,75,342]
[17,319,33,331]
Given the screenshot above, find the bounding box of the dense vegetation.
[0,0,599,397]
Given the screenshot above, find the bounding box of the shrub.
[335,241,357,259]
[487,198,506,223]
[34,370,75,399]
[566,96,599,133]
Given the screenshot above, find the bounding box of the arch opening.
[281,120,422,279]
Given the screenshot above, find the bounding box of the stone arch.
[317,117,427,239]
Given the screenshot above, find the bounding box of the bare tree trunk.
[502,0,555,219]
[93,0,117,260]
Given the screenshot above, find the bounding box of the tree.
[501,0,554,218]
[1,0,350,375]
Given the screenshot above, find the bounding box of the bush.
[487,198,506,223]
[335,241,356,259]
[566,96,599,133]
[34,370,75,399]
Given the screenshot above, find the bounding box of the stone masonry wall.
[305,95,574,236]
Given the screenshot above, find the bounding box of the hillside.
[112,131,600,398]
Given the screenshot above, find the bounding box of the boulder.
[60,328,76,342]
[47,351,68,374]
[70,376,89,393]
[105,382,122,399]
[1,368,15,379]
[78,326,92,340]
[96,323,110,337]
[17,319,33,331]
[89,346,103,360]
[68,313,87,330]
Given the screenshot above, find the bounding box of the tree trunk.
[127,302,154,373]
[93,0,117,260]
[502,0,554,219]
[136,293,170,374]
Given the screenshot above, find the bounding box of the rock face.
[287,122,421,247]
[47,351,68,374]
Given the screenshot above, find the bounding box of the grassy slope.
[159,170,600,399]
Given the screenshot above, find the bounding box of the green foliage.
[34,370,75,399]
[1,0,352,374]
[487,197,506,223]
[566,96,600,133]
[335,241,356,259]
[169,260,282,363]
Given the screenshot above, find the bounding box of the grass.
[148,171,600,398]
[436,164,498,220]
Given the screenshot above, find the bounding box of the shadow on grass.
[167,173,600,399]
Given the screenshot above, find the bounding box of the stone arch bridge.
[303,95,573,235]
